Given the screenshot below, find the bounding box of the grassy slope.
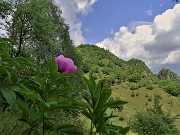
[110,83,180,128]
[77,45,180,133]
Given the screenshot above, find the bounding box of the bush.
[119,116,125,121]
[129,95,179,135]
[130,83,138,90]
[159,80,180,96]
[148,96,152,102]
[82,63,89,73]
[131,92,135,97]
[129,111,169,135]
[128,73,141,83]
[146,84,154,90]
[136,93,139,96]
[138,79,148,87]
[164,85,180,96]
[102,68,109,75]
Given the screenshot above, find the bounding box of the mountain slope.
[76,44,157,85]
[158,68,179,80]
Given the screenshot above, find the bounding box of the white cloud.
[55,0,98,46]
[96,4,180,70]
[162,50,180,64]
[0,18,8,37]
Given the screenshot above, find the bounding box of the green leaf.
[45,100,57,108]
[0,66,18,85]
[56,124,83,135]
[98,88,112,106]
[46,58,59,82]
[16,99,29,117]
[107,124,130,135]
[118,127,130,134]
[13,85,47,109]
[100,100,128,111]
[94,80,103,108]
[28,109,41,121]
[1,87,16,107]
[48,98,82,110]
[83,76,94,100]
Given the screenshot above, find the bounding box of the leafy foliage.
[1,0,80,67]
[129,94,179,135]
[0,38,85,134]
[159,80,180,96]
[76,45,157,86]
[81,75,129,135]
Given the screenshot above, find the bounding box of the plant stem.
[43,113,45,135]
[90,121,93,135]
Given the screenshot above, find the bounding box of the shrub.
[82,63,89,73]
[102,68,109,75]
[164,85,180,96]
[148,96,152,102]
[130,83,138,90]
[136,93,139,97]
[128,73,141,83]
[138,79,148,87]
[119,116,125,121]
[146,84,154,90]
[131,92,135,97]
[129,111,169,135]
[130,94,180,135]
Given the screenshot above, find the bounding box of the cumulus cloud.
[55,0,97,46]
[96,4,180,71]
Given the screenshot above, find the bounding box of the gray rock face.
[158,68,179,80]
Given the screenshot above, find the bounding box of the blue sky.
[56,0,180,74]
[80,0,175,44]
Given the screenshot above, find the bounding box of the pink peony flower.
[55,55,77,73]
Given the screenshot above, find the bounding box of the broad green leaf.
[100,100,128,111]
[1,87,16,107]
[107,124,130,135]
[48,98,82,110]
[83,89,93,107]
[46,58,59,82]
[94,80,103,109]
[81,110,92,120]
[98,88,112,106]
[83,76,94,100]
[28,109,41,121]
[16,99,29,117]
[0,66,18,85]
[56,124,83,135]
[13,85,47,109]
[45,100,57,108]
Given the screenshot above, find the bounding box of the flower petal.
[55,55,77,74]
[68,65,77,73]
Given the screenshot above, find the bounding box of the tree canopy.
[0,0,80,66]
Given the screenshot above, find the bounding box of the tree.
[1,0,80,66]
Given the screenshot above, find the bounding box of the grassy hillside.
[111,83,180,129]
[77,45,158,86]
[76,44,180,132]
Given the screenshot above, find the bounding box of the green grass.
[110,82,180,131]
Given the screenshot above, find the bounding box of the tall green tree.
[1,0,80,66]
